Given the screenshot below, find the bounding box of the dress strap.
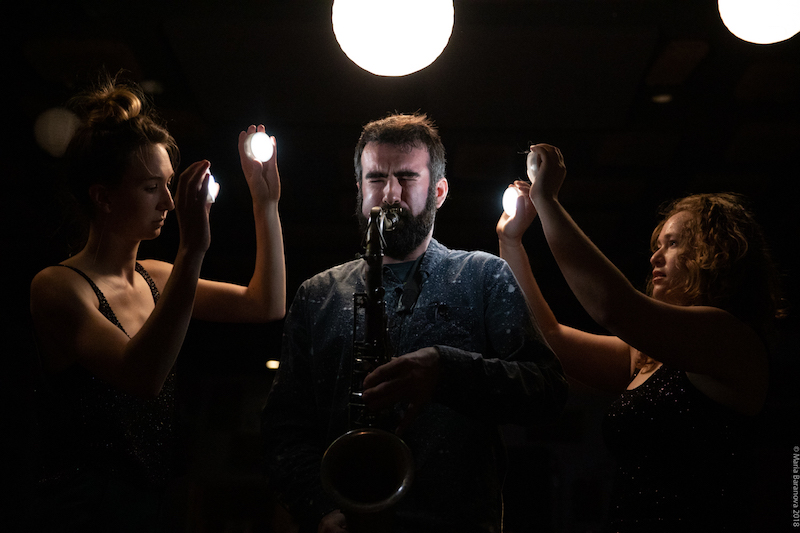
[55,264,129,337]
[135,262,160,304]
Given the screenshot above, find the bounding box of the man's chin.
[384,231,432,261]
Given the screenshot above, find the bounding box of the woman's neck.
[71,226,141,279]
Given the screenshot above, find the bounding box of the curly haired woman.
[497,144,783,532]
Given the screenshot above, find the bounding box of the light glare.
[718,0,800,44]
[246,131,274,162]
[502,187,522,218]
[332,0,454,76]
[207,174,220,203]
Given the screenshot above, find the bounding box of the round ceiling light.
[718,0,800,44]
[332,0,454,76]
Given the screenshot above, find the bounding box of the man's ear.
[435,177,448,209]
[88,184,112,214]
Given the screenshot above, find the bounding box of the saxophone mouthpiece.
[382,207,401,232]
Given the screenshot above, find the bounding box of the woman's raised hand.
[174,159,213,254]
[527,144,566,205]
[238,124,280,206]
[497,180,537,245]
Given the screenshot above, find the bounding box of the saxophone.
[320,206,414,526]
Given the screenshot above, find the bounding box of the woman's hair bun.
[73,82,144,127]
[62,76,178,222]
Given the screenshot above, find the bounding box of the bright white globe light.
[245,131,274,162]
[718,0,800,44]
[206,174,220,203]
[332,0,454,76]
[502,187,522,218]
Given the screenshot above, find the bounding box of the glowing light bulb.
[266,360,280,370]
[526,151,539,182]
[332,0,454,76]
[502,187,522,217]
[245,131,274,162]
[207,174,220,203]
[718,0,800,44]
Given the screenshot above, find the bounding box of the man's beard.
[356,186,437,261]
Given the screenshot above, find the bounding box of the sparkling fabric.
[262,239,567,533]
[602,365,753,532]
[37,263,179,489]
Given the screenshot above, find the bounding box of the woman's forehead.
[661,210,694,235]
[127,144,173,178]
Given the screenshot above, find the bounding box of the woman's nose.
[650,249,663,266]
[160,187,175,211]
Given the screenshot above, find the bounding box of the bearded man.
[261,113,567,533]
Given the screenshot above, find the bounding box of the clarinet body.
[320,206,414,529]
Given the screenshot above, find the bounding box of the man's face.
[359,142,433,217]
[357,142,446,261]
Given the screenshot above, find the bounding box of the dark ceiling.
[11,0,800,335]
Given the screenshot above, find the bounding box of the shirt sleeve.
[261,284,338,531]
[433,258,568,426]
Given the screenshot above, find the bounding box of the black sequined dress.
[602,365,754,532]
[34,263,180,530]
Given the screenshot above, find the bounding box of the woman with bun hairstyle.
[29,79,286,530]
[497,144,783,531]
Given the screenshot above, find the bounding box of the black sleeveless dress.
[34,263,180,530]
[602,365,754,532]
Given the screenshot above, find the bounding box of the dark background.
[7,1,799,531]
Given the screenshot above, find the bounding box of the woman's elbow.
[255,300,286,322]
[266,305,286,322]
[234,292,286,322]
[585,287,640,331]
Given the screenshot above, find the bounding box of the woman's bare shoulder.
[137,259,173,288]
[30,264,99,316]
[32,264,83,294]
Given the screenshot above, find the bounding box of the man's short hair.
[354,113,446,185]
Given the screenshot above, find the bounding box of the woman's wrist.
[253,199,280,221]
[173,246,206,271]
[497,231,525,248]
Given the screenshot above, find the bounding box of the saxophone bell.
[321,428,414,514]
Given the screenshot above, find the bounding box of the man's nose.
[383,177,401,204]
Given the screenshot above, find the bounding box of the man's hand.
[362,347,441,434]
[318,509,347,533]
